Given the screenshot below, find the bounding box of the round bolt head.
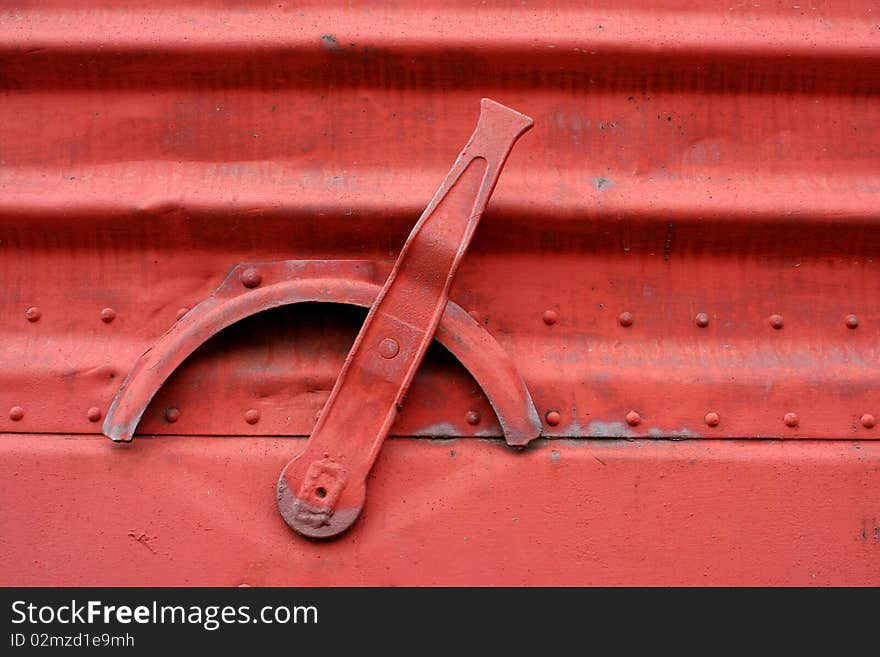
[100,307,116,323]
[542,310,558,326]
[695,312,710,328]
[618,311,634,327]
[860,413,875,429]
[625,410,641,426]
[86,407,102,422]
[845,314,859,329]
[240,267,262,288]
[9,406,24,421]
[25,307,41,322]
[164,407,181,423]
[378,338,400,359]
[783,412,799,427]
[465,410,481,426]
[545,410,561,427]
[769,314,784,330]
[704,411,720,427]
[244,409,260,425]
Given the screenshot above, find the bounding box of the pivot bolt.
[378,338,400,359]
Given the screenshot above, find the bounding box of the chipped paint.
[585,421,637,438]
[647,427,702,440]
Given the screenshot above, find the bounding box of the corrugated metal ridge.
[1,2,878,442]
[3,8,876,53]
[1,8,877,91]
[1,166,877,226]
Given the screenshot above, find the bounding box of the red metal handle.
[277,99,533,538]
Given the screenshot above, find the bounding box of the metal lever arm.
[277,99,533,538]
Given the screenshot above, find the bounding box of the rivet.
[704,411,720,427]
[244,409,260,424]
[860,413,875,429]
[542,310,558,326]
[618,311,634,327]
[379,338,399,359]
[25,307,41,322]
[86,407,102,422]
[695,312,709,328]
[100,308,116,323]
[9,406,24,421]
[164,407,181,423]
[845,314,859,329]
[783,412,799,427]
[625,410,641,426]
[465,410,481,426]
[769,314,784,330]
[176,307,190,321]
[545,410,561,426]
[240,267,262,288]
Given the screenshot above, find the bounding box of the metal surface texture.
[1,0,879,582]
[2,435,879,586]
[1,3,879,440]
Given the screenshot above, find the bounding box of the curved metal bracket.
[102,259,541,447]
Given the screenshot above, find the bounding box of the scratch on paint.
[128,530,157,554]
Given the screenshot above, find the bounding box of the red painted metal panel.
[1,2,879,583]
[1,435,879,586]
[2,2,879,440]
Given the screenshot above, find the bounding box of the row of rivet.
[162,407,263,424]
[25,307,118,323]
[541,409,877,429]
[5,402,877,432]
[17,265,261,327]
[24,305,864,331]
[24,307,193,323]
[4,405,262,425]
[23,306,863,331]
[544,310,862,329]
[8,405,104,422]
